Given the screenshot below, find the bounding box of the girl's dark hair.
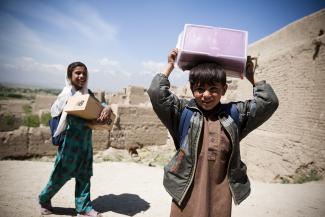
[189,63,226,89]
[67,61,88,79]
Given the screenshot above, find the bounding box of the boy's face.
[70,66,87,90]
[192,83,227,111]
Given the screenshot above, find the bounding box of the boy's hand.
[246,56,257,86]
[168,48,178,64]
[164,48,178,77]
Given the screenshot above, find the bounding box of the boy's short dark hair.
[67,61,88,79]
[189,63,226,89]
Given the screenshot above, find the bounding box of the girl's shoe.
[39,200,53,215]
[77,209,102,217]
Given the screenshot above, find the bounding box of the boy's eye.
[195,87,205,93]
[194,86,223,94]
[209,87,222,93]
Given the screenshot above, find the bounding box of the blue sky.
[0,0,324,92]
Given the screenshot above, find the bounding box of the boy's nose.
[202,92,212,100]
[203,90,211,97]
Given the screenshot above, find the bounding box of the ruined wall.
[126,86,149,105]
[110,104,168,149]
[0,126,111,158]
[225,9,325,181]
[109,86,150,105]
[108,86,168,149]
[0,86,167,158]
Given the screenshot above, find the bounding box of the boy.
[148,48,278,217]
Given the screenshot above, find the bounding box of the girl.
[39,62,110,217]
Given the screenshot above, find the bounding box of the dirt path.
[0,161,324,217]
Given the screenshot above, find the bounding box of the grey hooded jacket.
[148,73,279,206]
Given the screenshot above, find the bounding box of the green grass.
[281,168,323,184]
[40,112,51,126]
[0,85,60,95]
[23,114,40,127]
[293,169,322,184]
[0,85,59,101]
[1,113,16,127]
[22,104,32,114]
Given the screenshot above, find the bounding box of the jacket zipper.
[178,106,203,205]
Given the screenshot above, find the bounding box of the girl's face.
[70,66,87,90]
[192,83,227,111]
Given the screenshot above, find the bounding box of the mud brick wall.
[110,104,168,149]
[224,9,325,181]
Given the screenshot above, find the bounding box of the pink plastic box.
[176,24,248,79]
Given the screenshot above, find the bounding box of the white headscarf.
[51,74,88,137]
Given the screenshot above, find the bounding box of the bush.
[0,91,30,100]
[40,112,51,126]
[23,114,40,127]
[294,169,322,184]
[23,104,32,114]
[1,113,15,127]
[7,93,24,98]
[280,168,323,184]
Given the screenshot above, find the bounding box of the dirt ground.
[0,160,324,217]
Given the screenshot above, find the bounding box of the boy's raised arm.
[148,48,186,146]
[163,48,178,77]
[236,57,279,140]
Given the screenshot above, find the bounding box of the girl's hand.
[97,106,112,123]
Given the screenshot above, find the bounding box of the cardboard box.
[86,112,116,130]
[176,24,248,79]
[64,94,103,120]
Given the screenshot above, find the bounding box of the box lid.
[64,94,103,120]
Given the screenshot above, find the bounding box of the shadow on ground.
[51,207,77,216]
[92,193,150,216]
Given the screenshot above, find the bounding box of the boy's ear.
[222,84,228,96]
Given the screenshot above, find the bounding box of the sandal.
[77,209,102,217]
[39,200,53,215]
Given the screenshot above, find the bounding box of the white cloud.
[0,12,73,61]
[98,58,120,67]
[8,2,118,43]
[170,67,185,79]
[90,57,130,77]
[0,2,119,65]
[140,60,185,79]
[3,57,65,74]
[75,4,118,42]
[141,60,165,75]
[0,56,66,88]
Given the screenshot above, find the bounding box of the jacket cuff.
[159,73,168,79]
[253,80,266,95]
